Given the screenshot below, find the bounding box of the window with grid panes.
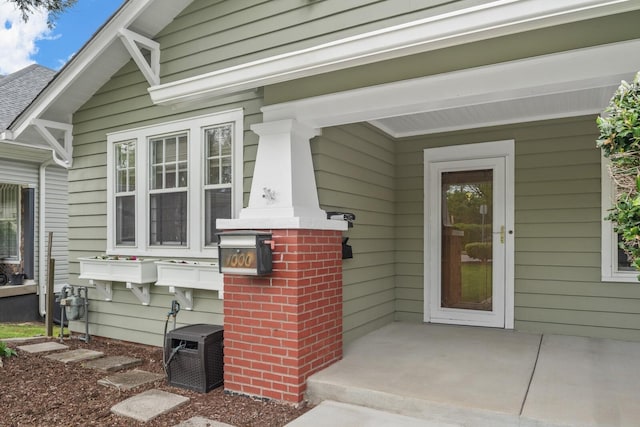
[204,124,233,246]
[115,141,136,246]
[149,133,188,246]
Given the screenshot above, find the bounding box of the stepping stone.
[111,389,189,423]
[45,349,104,363]
[174,416,235,427]
[174,416,236,427]
[17,342,68,353]
[98,369,165,390]
[83,355,142,372]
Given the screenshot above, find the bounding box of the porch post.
[218,118,347,403]
[239,119,327,222]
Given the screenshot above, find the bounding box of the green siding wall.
[264,10,640,104]
[312,124,396,344]
[69,50,263,345]
[394,116,640,341]
[67,0,640,346]
[69,78,262,345]
[158,0,478,85]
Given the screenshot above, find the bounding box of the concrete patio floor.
[291,322,640,427]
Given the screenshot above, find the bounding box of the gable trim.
[148,0,637,105]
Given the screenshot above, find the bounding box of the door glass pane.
[441,169,493,311]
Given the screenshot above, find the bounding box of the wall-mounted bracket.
[31,118,73,166]
[118,28,160,86]
[169,286,193,311]
[91,279,113,301]
[126,282,151,305]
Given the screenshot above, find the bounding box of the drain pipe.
[38,159,53,317]
[38,151,71,317]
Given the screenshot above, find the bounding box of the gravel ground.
[0,336,310,426]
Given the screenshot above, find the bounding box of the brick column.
[223,229,343,403]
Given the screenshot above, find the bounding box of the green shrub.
[0,341,17,365]
[597,71,640,272]
[465,242,492,261]
[452,223,492,246]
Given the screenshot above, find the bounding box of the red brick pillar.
[223,229,343,403]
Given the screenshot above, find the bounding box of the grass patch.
[0,322,61,339]
[461,262,492,302]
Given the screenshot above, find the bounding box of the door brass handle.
[493,226,505,244]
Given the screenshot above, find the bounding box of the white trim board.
[148,0,639,105]
[259,39,640,135]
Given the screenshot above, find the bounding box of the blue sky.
[0,0,124,74]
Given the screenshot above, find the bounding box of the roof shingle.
[0,64,56,132]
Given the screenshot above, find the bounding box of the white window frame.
[106,109,243,258]
[0,184,21,262]
[601,155,638,282]
[114,140,137,247]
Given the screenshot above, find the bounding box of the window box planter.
[155,260,223,310]
[78,256,159,305]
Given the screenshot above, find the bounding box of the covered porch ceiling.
[368,84,618,138]
[261,39,640,138]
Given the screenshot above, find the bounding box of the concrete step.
[174,416,235,427]
[286,401,461,427]
[111,389,189,423]
[98,369,165,391]
[45,349,104,363]
[305,378,520,427]
[16,341,68,353]
[82,355,143,372]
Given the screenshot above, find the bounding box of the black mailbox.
[217,231,273,275]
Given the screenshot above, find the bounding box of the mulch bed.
[0,335,311,426]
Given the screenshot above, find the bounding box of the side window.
[149,133,188,246]
[601,155,638,282]
[204,124,233,246]
[114,141,136,246]
[106,108,243,256]
[0,184,20,259]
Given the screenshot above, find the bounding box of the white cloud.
[0,1,50,75]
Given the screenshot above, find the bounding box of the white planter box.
[155,260,223,293]
[78,257,159,284]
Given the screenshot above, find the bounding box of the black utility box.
[165,323,224,393]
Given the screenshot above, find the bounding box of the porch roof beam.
[148,0,638,105]
[260,39,640,132]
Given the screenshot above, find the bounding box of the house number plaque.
[217,231,273,276]
[222,249,257,269]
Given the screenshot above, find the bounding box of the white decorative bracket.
[126,282,151,305]
[91,279,112,301]
[169,286,193,311]
[118,28,160,86]
[31,119,73,166]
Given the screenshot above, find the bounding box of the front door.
[424,141,514,328]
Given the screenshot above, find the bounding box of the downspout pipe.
[38,159,54,317]
[38,150,71,317]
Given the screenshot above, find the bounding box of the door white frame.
[424,140,515,328]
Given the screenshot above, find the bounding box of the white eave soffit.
[148,0,639,105]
